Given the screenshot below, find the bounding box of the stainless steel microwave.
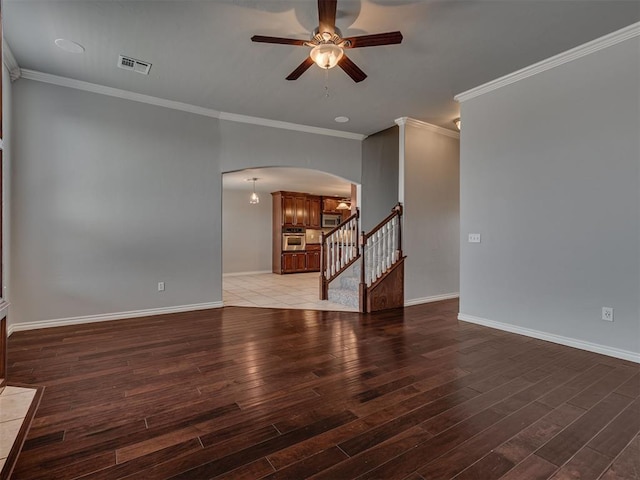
[322,214,342,228]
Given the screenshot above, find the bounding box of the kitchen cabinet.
[323,197,352,221]
[307,196,321,228]
[323,197,340,213]
[282,252,306,273]
[306,251,321,271]
[305,244,321,272]
[280,193,307,227]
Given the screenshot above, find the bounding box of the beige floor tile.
[0,391,36,423]
[0,418,23,459]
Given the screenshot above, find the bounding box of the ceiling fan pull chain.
[324,68,330,98]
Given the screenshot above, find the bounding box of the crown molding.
[19,69,366,141]
[21,69,221,118]
[455,21,640,103]
[219,112,366,141]
[2,41,21,81]
[395,117,460,139]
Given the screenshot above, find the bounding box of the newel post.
[359,231,367,313]
[395,203,403,258]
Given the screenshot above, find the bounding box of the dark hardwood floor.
[7,300,639,479]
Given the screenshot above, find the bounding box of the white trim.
[455,22,640,103]
[223,270,272,277]
[2,42,21,81]
[19,69,365,141]
[396,119,406,204]
[7,301,223,335]
[458,313,640,364]
[405,293,460,307]
[20,69,221,118]
[395,117,460,139]
[219,112,366,141]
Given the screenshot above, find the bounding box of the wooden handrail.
[324,209,359,237]
[359,203,404,311]
[320,209,360,300]
[363,203,403,242]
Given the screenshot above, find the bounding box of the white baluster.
[383,223,389,271]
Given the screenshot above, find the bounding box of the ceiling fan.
[251,0,403,83]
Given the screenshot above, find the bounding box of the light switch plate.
[468,233,481,243]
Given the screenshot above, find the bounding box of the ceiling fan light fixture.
[310,43,344,69]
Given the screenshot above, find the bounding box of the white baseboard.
[223,270,272,277]
[458,313,640,364]
[7,301,223,336]
[405,293,459,307]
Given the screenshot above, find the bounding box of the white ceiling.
[4,1,639,136]
[223,167,352,197]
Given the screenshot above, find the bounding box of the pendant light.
[248,178,259,204]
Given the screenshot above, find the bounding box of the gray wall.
[10,80,222,325]
[219,121,361,184]
[403,124,460,302]
[9,79,363,326]
[222,188,272,274]
[459,38,640,355]
[361,126,399,231]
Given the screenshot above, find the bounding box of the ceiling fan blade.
[338,55,367,83]
[318,0,337,35]
[343,31,403,48]
[251,35,307,46]
[286,57,315,80]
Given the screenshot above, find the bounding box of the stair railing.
[359,203,403,311]
[320,209,360,300]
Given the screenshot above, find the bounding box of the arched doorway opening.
[222,167,360,311]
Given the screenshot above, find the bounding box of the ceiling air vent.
[117,55,151,75]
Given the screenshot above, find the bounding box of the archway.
[221,167,360,311]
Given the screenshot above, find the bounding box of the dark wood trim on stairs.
[365,256,406,313]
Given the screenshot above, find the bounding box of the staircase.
[327,259,361,309]
[320,204,405,313]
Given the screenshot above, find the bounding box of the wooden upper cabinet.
[282,194,295,225]
[278,192,313,227]
[294,195,306,227]
[307,196,321,228]
[323,198,339,213]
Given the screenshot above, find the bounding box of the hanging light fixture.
[453,117,461,131]
[336,200,350,210]
[247,178,259,204]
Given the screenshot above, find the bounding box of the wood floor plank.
[6,300,638,480]
[535,393,634,466]
[600,435,640,480]
[499,454,559,480]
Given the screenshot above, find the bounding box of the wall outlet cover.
[468,233,481,243]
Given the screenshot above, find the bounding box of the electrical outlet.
[468,233,481,243]
[158,282,165,292]
[602,307,613,322]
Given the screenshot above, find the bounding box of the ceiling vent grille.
[117,55,151,75]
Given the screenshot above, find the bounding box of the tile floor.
[0,386,38,473]
[223,272,357,312]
